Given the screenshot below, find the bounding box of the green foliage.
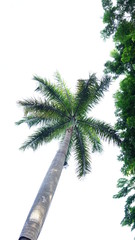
[79,117,121,146]
[114,21,135,44]
[33,76,72,117]
[114,76,135,176]
[102,0,113,11]
[114,176,135,230]
[86,130,103,153]
[104,49,125,78]
[17,73,120,178]
[104,37,135,77]
[101,0,135,39]
[102,0,135,77]
[73,125,91,178]
[74,74,111,116]
[20,121,71,151]
[102,0,135,231]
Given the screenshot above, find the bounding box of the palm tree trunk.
[19,127,73,240]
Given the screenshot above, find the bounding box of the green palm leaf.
[74,74,98,116]
[78,117,121,146]
[76,119,103,153]
[17,98,68,120]
[74,74,111,117]
[16,115,58,128]
[20,120,70,151]
[73,125,91,178]
[33,76,72,116]
[54,71,74,108]
[90,75,111,107]
[86,129,103,153]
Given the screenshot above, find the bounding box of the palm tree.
[17,72,121,240]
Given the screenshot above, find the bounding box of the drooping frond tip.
[73,125,91,178]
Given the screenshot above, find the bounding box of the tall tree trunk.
[19,128,73,240]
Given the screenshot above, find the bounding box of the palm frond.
[76,119,103,153]
[86,130,103,153]
[89,75,111,107]
[33,76,72,116]
[74,73,98,116]
[17,98,67,119]
[20,121,71,151]
[73,125,91,178]
[74,74,111,116]
[54,71,74,108]
[78,117,121,146]
[16,115,58,128]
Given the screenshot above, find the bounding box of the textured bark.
[19,128,73,240]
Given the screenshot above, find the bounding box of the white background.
[0,0,134,239]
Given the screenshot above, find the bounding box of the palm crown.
[17,72,121,178]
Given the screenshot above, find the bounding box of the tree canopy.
[102,0,135,231]
[17,72,121,178]
[101,0,135,39]
[114,76,135,176]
